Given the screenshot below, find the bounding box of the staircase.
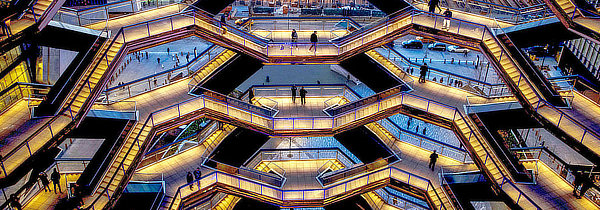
[365,50,411,82]
[425,187,452,210]
[213,194,241,210]
[64,40,124,115]
[188,49,237,88]
[555,0,578,17]
[90,122,151,207]
[454,117,508,184]
[483,38,540,107]
[24,0,52,21]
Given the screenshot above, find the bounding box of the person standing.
[39,172,51,192]
[309,31,318,52]
[419,63,428,83]
[193,167,202,188]
[51,168,62,194]
[167,47,170,56]
[248,89,255,103]
[573,171,583,196]
[579,176,592,199]
[291,29,298,49]
[291,85,297,103]
[220,13,226,23]
[299,87,308,105]
[187,172,194,190]
[429,150,438,170]
[442,8,452,30]
[428,0,440,13]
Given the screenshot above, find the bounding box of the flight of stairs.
[24,0,52,21]
[64,41,124,115]
[483,38,540,107]
[213,194,241,210]
[189,49,236,87]
[454,117,507,184]
[554,0,577,17]
[91,122,151,208]
[362,191,387,209]
[426,186,452,210]
[365,50,411,81]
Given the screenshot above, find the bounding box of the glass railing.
[243,84,354,99]
[374,47,511,98]
[239,16,359,42]
[376,118,472,163]
[53,0,184,26]
[244,148,358,170]
[318,155,400,186]
[0,46,22,74]
[0,82,51,112]
[168,166,447,209]
[512,146,600,206]
[204,159,285,187]
[407,0,553,24]
[374,188,429,210]
[139,121,220,169]
[101,44,224,102]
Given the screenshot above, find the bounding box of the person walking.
[39,172,51,192]
[429,150,439,170]
[442,8,452,30]
[291,29,298,49]
[186,172,194,190]
[299,87,308,105]
[428,0,440,13]
[309,31,318,52]
[51,168,62,194]
[291,85,297,103]
[419,63,428,83]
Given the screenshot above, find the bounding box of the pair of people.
[291,85,308,104]
[39,169,62,194]
[419,63,429,83]
[187,168,203,190]
[290,30,318,52]
[428,0,452,30]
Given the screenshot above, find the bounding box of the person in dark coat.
[291,85,297,103]
[51,168,62,193]
[419,63,429,83]
[248,89,254,103]
[40,172,51,192]
[428,0,440,13]
[573,171,583,196]
[309,31,318,52]
[186,172,194,190]
[299,87,308,104]
[429,150,439,170]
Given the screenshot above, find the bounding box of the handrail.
[167,166,447,209]
[380,118,467,152]
[492,19,563,101]
[243,147,358,169]
[240,16,363,29]
[104,44,217,92]
[52,27,109,106]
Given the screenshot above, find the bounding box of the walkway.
[86,4,186,31]
[521,161,597,209]
[23,174,80,209]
